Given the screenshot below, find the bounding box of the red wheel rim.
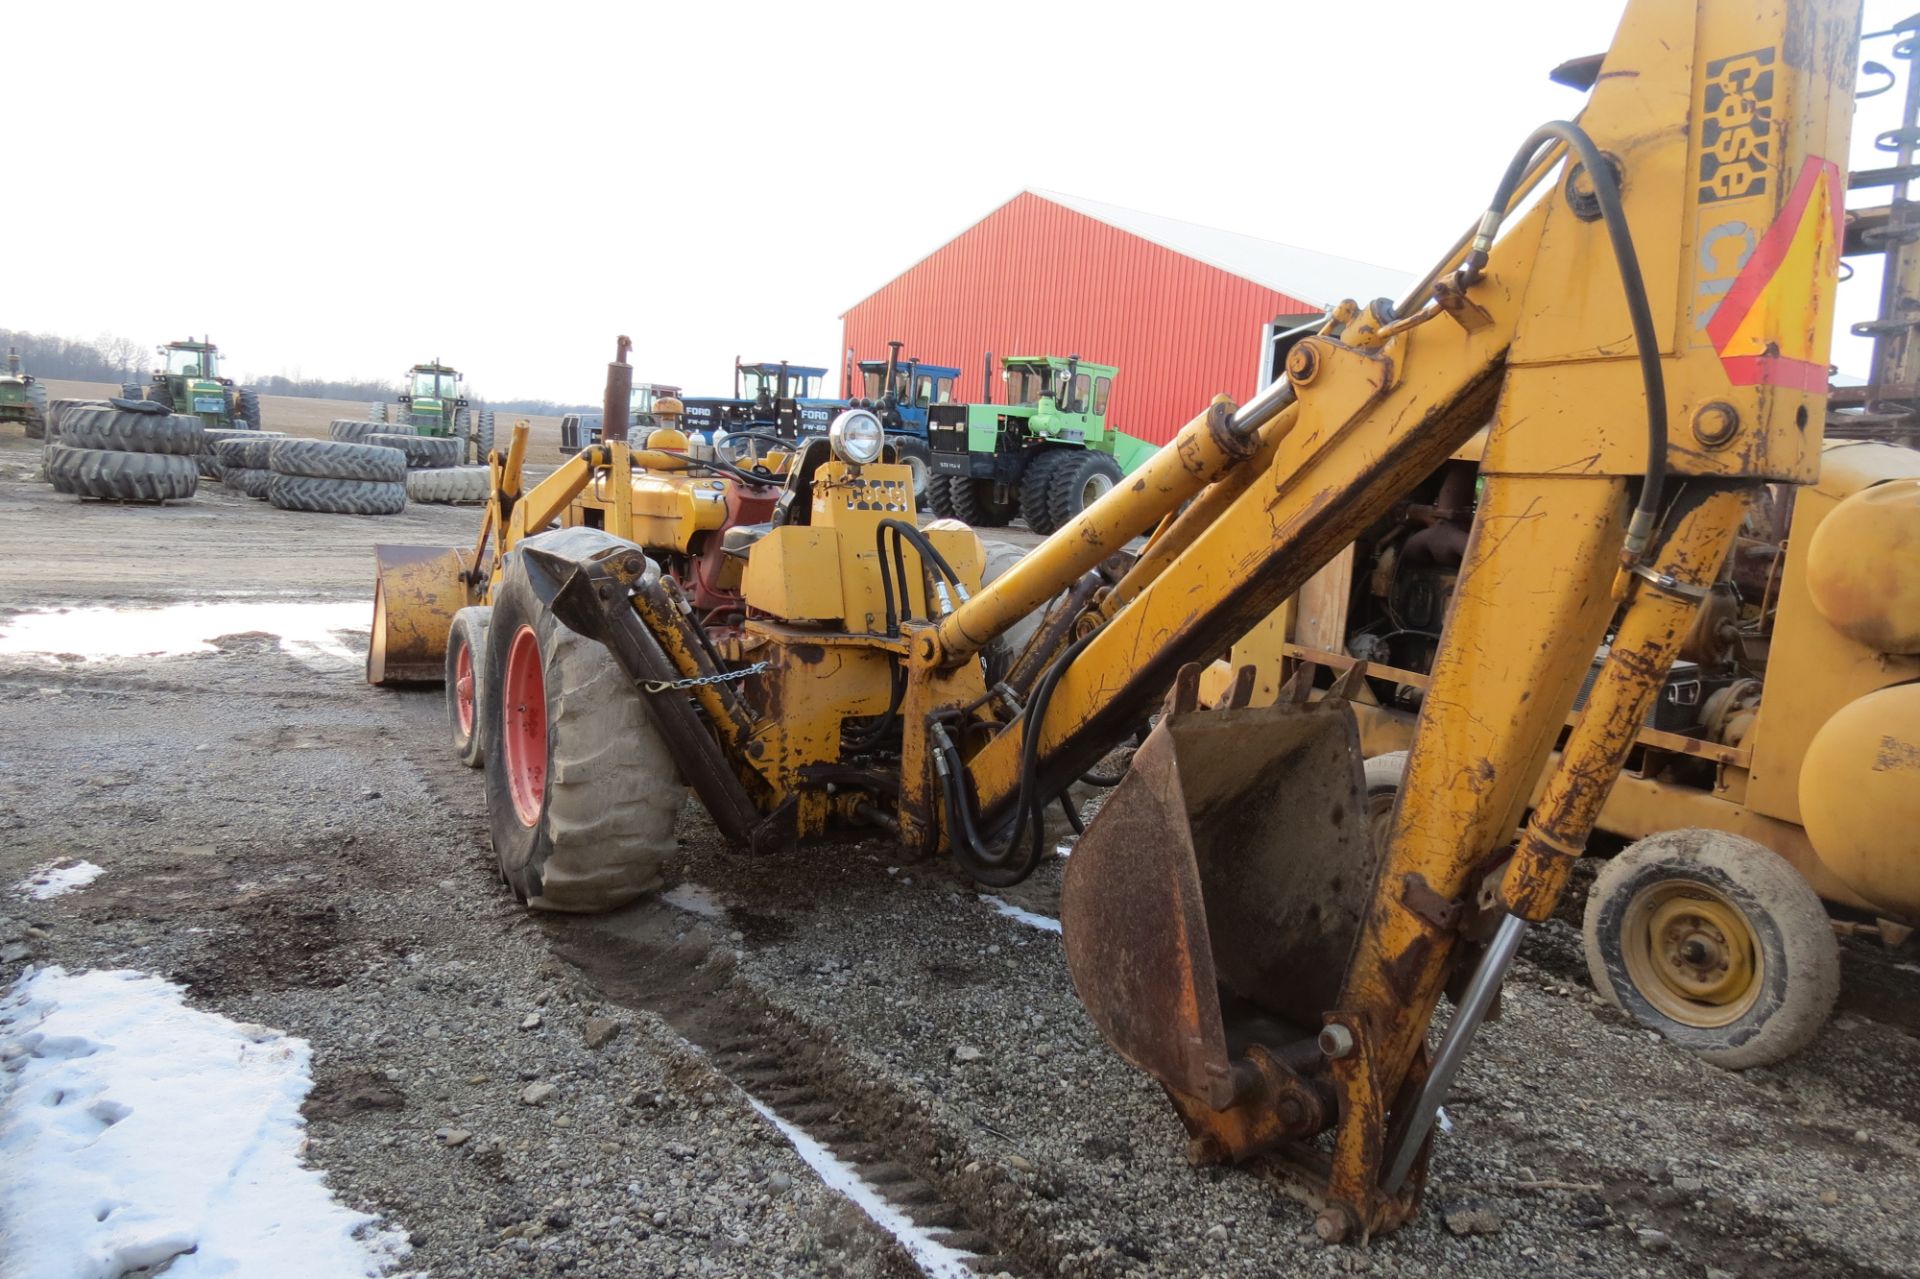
[454,643,476,737]
[502,625,548,826]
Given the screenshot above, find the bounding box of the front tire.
[950,477,1015,528]
[482,528,685,911]
[1020,449,1070,533]
[446,606,492,768]
[891,437,932,502]
[1584,829,1838,1068]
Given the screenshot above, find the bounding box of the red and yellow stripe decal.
[1705,156,1843,392]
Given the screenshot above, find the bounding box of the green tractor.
[372,362,493,464]
[125,338,264,430]
[0,348,49,438]
[926,354,1157,533]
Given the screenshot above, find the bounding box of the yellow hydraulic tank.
[1799,682,1920,917]
[1804,479,1920,654]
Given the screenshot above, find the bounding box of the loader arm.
[911,0,1858,1238]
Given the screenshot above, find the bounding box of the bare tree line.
[1,327,592,414]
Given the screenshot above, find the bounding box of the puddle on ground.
[0,602,367,667]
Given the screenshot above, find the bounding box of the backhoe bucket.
[1061,668,1379,1114]
[367,545,473,685]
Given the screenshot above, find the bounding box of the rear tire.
[447,606,493,768]
[1047,450,1123,530]
[236,388,263,431]
[473,410,495,464]
[23,384,49,439]
[483,527,684,911]
[1584,829,1839,1069]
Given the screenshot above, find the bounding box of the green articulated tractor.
[373,361,494,464]
[126,338,265,430]
[925,354,1157,534]
[1,348,50,437]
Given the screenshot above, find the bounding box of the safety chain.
[642,660,768,694]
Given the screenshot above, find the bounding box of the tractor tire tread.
[45,444,198,502]
[270,437,407,482]
[266,474,406,515]
[58,407,204,456]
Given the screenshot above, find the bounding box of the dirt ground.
[2,424,1918,1279]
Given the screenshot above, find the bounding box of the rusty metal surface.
[366,544,472,685]
[1178,700,1377,1026]
[1060,719,1235,1103]
[1061,682,1376,1105]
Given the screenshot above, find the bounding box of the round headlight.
[829,409,885,465]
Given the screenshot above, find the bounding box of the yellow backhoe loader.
[367,0,1892,1239]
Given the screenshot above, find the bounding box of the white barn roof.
[1030,188,1417,309]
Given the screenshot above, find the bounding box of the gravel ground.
[2,427,1917,1279]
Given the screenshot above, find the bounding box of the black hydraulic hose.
[1464,120,1666,562]
[875,525,900,635]
[875,518,964,588]
[941,626,1103,887]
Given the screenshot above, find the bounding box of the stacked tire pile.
[327,417,488,505]
[262,437,407,515]
[214,434,289,500]
[42,402,201,502]
[197,427,277,482]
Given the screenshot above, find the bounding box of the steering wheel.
[714,429,792,473]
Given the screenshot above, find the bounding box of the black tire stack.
[44,405,201,502]
[42,398,107,444]
[329,417,411,444]
[198,427,276,480]
[267,438,406,515]
[367,431,461,470]
[217,435,282,498]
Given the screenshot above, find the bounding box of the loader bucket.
[1060,669,1379,1110]
[367,545,473,686]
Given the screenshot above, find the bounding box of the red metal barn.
[840,189,1414,446]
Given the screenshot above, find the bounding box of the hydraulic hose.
[1465,120,1667,563]
[937,626,1103,887]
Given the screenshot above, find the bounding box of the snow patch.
[747,1097,976,1279]
[13,859,104,900]
[0,601,367,668]
[0,967,414,1279]
[662,882,730,920]
[980,894,1062,935]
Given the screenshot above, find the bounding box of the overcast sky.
[9,1,1905,401]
